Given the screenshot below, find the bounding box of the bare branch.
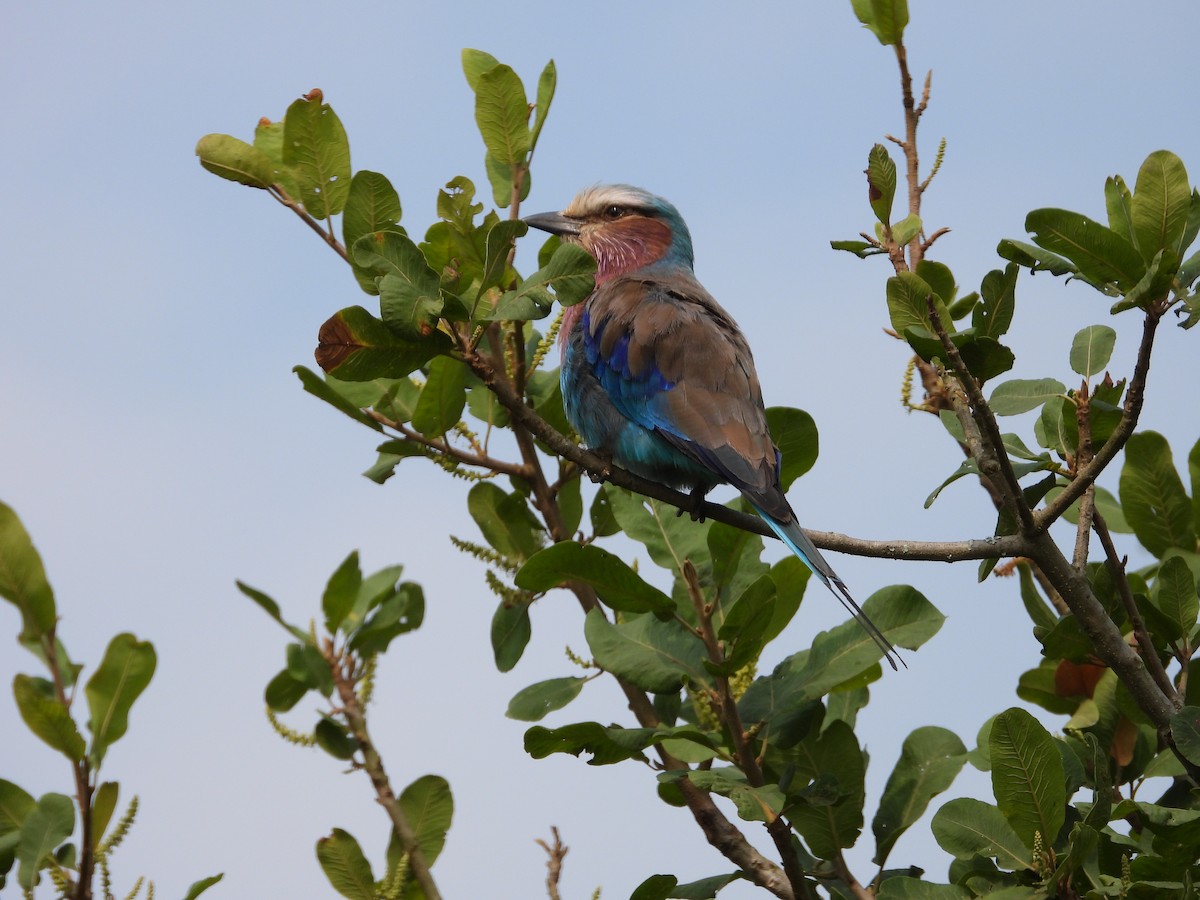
[464,345,1026,563]
[268,185,349,263]
[534,827,568,900]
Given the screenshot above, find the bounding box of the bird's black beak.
[522,210,582,237]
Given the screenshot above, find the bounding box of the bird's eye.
[603,205,624,220]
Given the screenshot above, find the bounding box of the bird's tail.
[752,505,904,671]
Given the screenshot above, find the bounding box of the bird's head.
[523,185,694,283]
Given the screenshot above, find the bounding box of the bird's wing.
[583,274,788,516]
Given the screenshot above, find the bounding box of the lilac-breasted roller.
[524,185,901,670]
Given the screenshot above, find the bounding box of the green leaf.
[988,378,1067,416]
[283,93,351,220]
[315,306,448,382]
[0,502,56,644]
[850,0,908,45]
[294,365,385,431]
[477,219,526,299]
[972,265,1018,339]
[878,878,970,900]
[789,585,944,698]
[316,828,375,900]
[16,793,73,890]
[85,633,156,765]
[253,117,300,194]
[314,717,358,760]
[1120,431,1195,557]
[515,542,673,615]
[90,782,118,849]
[322,551,361,634]
[1025,208,1145,291]
[1105,174,1135,243]
[461,49,501,90]
[867,143,897,225]
[491,600,531,672]
[996,239,1078,278]
[891,214,922,247]
[630,874,677,900]
[506,677,587,722]
[530,59,556,151]
[1131,150,1191,263]
[526,721,710,765]
[1034,397,1078,457]
[348,582,423,655]
[765,407,818,490]
[468,483,543,561]
[605,489,710,573]
[237,579,310,641]
[399,775,454,868]
[1016,564,1057,631]
[352,231,445,340]
[1069,325,1117,377]
[12,675,85,761]
[830,239,880,258]
[194,134,276,189]
[1114,246,1180,313]
[1191,437,1200,534]
[1150,556,1198,643]
[1170,706,1200,766]
[343,171,403,294]
[411,356,469,439]
[931,798,1031,870]
[715,575,777,674]
[787,720,866,857]
[474,64,530,167]
[584,608,709,694]
[887,271,952,339]
[989,707,1065,851]
[286,642,333,697]
[182,874,225,900]
[0,780,35,841]
[264,668,308,712]
[490,243,596,320]
[872,726,969,866]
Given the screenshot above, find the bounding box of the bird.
[523,185,902,670]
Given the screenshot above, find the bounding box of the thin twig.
[268,186,349,263]
[534,827,568,900]
[365,410,530,478]
[1038,308,1163,528]
[328,650,443,900]
[1092,513,1178,705]
[43,628,94,900]
[927,299,1036,533]
[681,563,809,895]
[1072,382,1096,570]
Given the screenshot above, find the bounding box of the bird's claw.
[587,451,613,484]
[674,487,709,522]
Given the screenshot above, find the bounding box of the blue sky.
[3,2,1199,898]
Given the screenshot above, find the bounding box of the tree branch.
[1092,512,1178,706]
[928,299,1035,533]
[328,649,443,900]
[268,185,349,263]
[534,827,568,900]
[1028,532,1176,727]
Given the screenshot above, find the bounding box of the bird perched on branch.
[524,185,901,670]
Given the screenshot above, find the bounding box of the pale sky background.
[3,2,1199,898]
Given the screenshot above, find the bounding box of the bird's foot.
[586,451,613,484]
[675,486,709,522]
